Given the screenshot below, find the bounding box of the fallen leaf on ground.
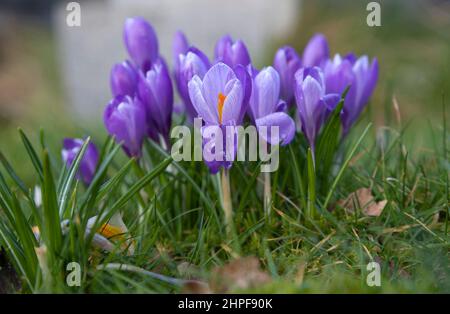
[337,188,387,217]
[209,256,271,293]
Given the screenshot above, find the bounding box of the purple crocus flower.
[172,30,189,64]
[188,63,244,173]
[302,34,329,68]
[62,138,99,185]
[173,38,211,120]
[124,17,159,72]
[214,35,251,68]
[248,66,295,145]
[294,67,340,152]
[273,46,302,105]
[323,54,378,134]
[138,58,174,146]
[110,60,138,97]
[104,95,147,157]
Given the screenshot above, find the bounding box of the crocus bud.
[214,35,251,68]
[294,67,339,152]
[104,95,147,157]
[123,17,159,71]
[324,54,378,134]
[172,30,189,65]
[273,46,302,105]
[62,138,99,185]
[174,47,210,120]
[138,58,174,145]
[249,66,295,145]
[110,60,138,97]
[302,34,329,68]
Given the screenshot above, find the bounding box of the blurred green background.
[0,0,449,183]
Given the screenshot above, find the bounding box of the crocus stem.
[263,171,271,221]
[221,168,233,234]
[306,147,316,220]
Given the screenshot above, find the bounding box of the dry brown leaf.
[337,188,387,217]
[182,281,212,294]
[209,257,271,293]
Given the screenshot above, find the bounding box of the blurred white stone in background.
[53,0,301,121]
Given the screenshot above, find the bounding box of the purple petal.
[173,30,189,65]
[124,17,159,71]
[188,75,216,123]
[138,58,173,139]
[233,64,252,123]
[201,62,236,119]
[104,95,147,157]
[110,60,138,97]
[255,112,295,145]
[62,138,99,184]
[302,33,329,68]
[221,79,243,124]
[214,35,251,68]
[273,46,302,104]
[250,67,280,119]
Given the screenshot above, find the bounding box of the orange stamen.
[217,92,227,124]
[99,223,125,241]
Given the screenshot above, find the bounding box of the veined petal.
[253,67,280,118]
[256,112,295,145]
[221,79,243,124]
[188,75,216,123]
[202,63,236,109]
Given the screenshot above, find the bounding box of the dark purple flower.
[123,17,159,71]
[214,35,251,68]
[110,60,138,97]
[138,58,174,146]
[302,34,329,68]
[62,138,99,185]
[104,95,147,157]
[188,63,244,173]
[248,66,295,145]
[174,44,211,120]
[273,46,302,105]
[294,67,339,152]
[323,54,378,134]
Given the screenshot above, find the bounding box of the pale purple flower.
[104,95,147,157]
[302,34,329,68]
[324,54,378,134]
[188,63,244,173]
[124,17,159,71]
[62,138,99,185]
[273,46,302,105]
[214,35,251,68]
[248,67,295,145]
[110,60,138,97]
[138,58,174,145]
[294,67,339,152]
[173,32,211,120]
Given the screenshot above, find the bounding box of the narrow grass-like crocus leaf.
[316,87,348,187]
[322,123,372,210]
[42,149,62,254]
[18,128,43,182]
[58,137,91,216]
[306,147,316,220]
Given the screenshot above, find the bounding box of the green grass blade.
[18,128,43,182]
[323,123,372,209]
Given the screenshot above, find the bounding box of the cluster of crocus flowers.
[273,33,378,152]
[101,17,379,172]
[105,17,174,156]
